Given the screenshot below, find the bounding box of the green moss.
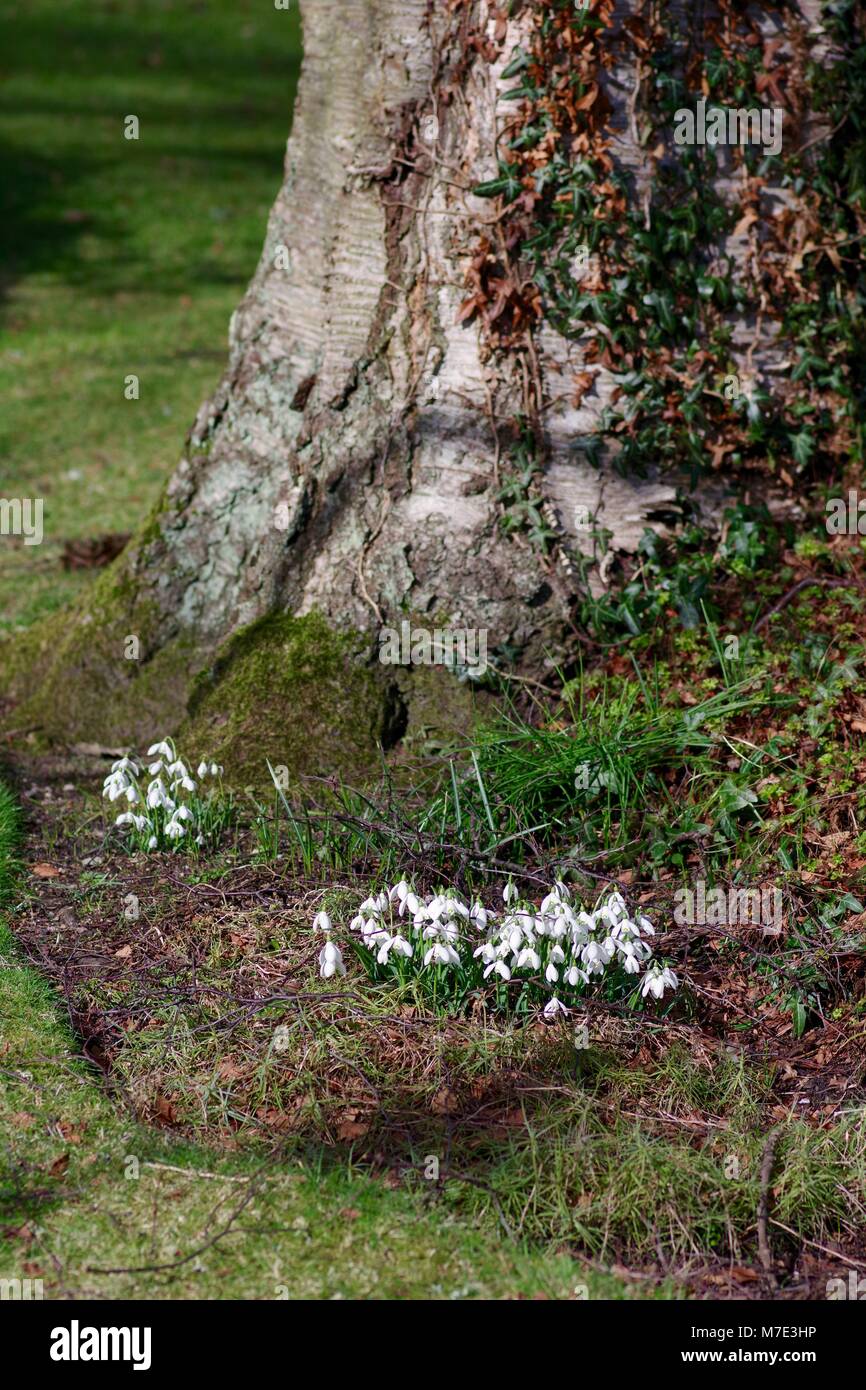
[182,611,405,789]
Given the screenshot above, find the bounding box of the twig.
[757,1124,783,1283]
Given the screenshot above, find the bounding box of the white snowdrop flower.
[115,811,146,830]
[543,997,569,1020]
[167,759,188,778]
[148,835,158,849]
[508,926,524,954]
[539,891,561,915]
[388,879,410,904]
[173,804,193,821]
[424,942,460,968]
[484,959,511,981]
[319,940,346,979]
[210,763,222,777]
[641,966,678,999]
[173,775,197,793]
[473,942,496,965]
[470,902,489,932]
[637,915,655,935]
[516,947,541,971]
[545,962,559,984]
[550,944,565,965]
[146,778,172,810]
[148,761,164,776]
[564,964,588,987]
[197,761,209,778]
[313,911,332,932]
[582,940,612,974]
[503,882,518,904]
[147,741,173,758]
[165,817,186,840]
[110,757,138,774]
[359,896,383,916]
[377,935,413,964]
[554,879,572,903]
[401,892,421,917]
[124,784,139,803]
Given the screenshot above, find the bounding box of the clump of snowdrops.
[102,738,230,851]
[313,879,677,1017]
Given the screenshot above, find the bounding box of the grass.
[0,0,301,632]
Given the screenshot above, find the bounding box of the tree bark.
[4,0,858,766]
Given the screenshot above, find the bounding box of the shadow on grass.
[0,0,302,305]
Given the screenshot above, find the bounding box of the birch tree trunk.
[4,0,858,778]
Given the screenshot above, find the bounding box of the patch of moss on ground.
[183,611,405,790]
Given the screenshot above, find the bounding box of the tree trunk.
[5,0,857,779]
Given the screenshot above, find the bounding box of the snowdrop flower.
[515,947,541,971]
[115,812,147,831]
[103,773,129,802]
[424,942,460,968]
[503,882,518,905]
[641,965,678,1000]
[146,778,173,810]
[400,892,421,917]
[637,915,655,936]
[582,940,612,974]
[149,761,165,776]
[110,757,138,775]
[564,964,588,987]
[147,741,174,759]
[388,880,411,904]
[319,940,346,979]
[376,934,413,964]
[172,775,197,794]
[473,942,496,965]
[543,997,569,1020]
[470,902,489,932]
[484,959,511,981]
[545,961,559,984]
[313,911,332,932]
[165,816,187,840]
[147,835,158,850]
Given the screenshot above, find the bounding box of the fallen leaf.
[30,863,61,878]
[114,944,133,959]
[431,1087,459,1115]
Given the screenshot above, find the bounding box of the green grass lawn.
[0,0,300,632]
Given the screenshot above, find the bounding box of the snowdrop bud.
[503,882,518,904]
[313,911,332,932]
[197,761,209,778]
[318,940,346,979]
